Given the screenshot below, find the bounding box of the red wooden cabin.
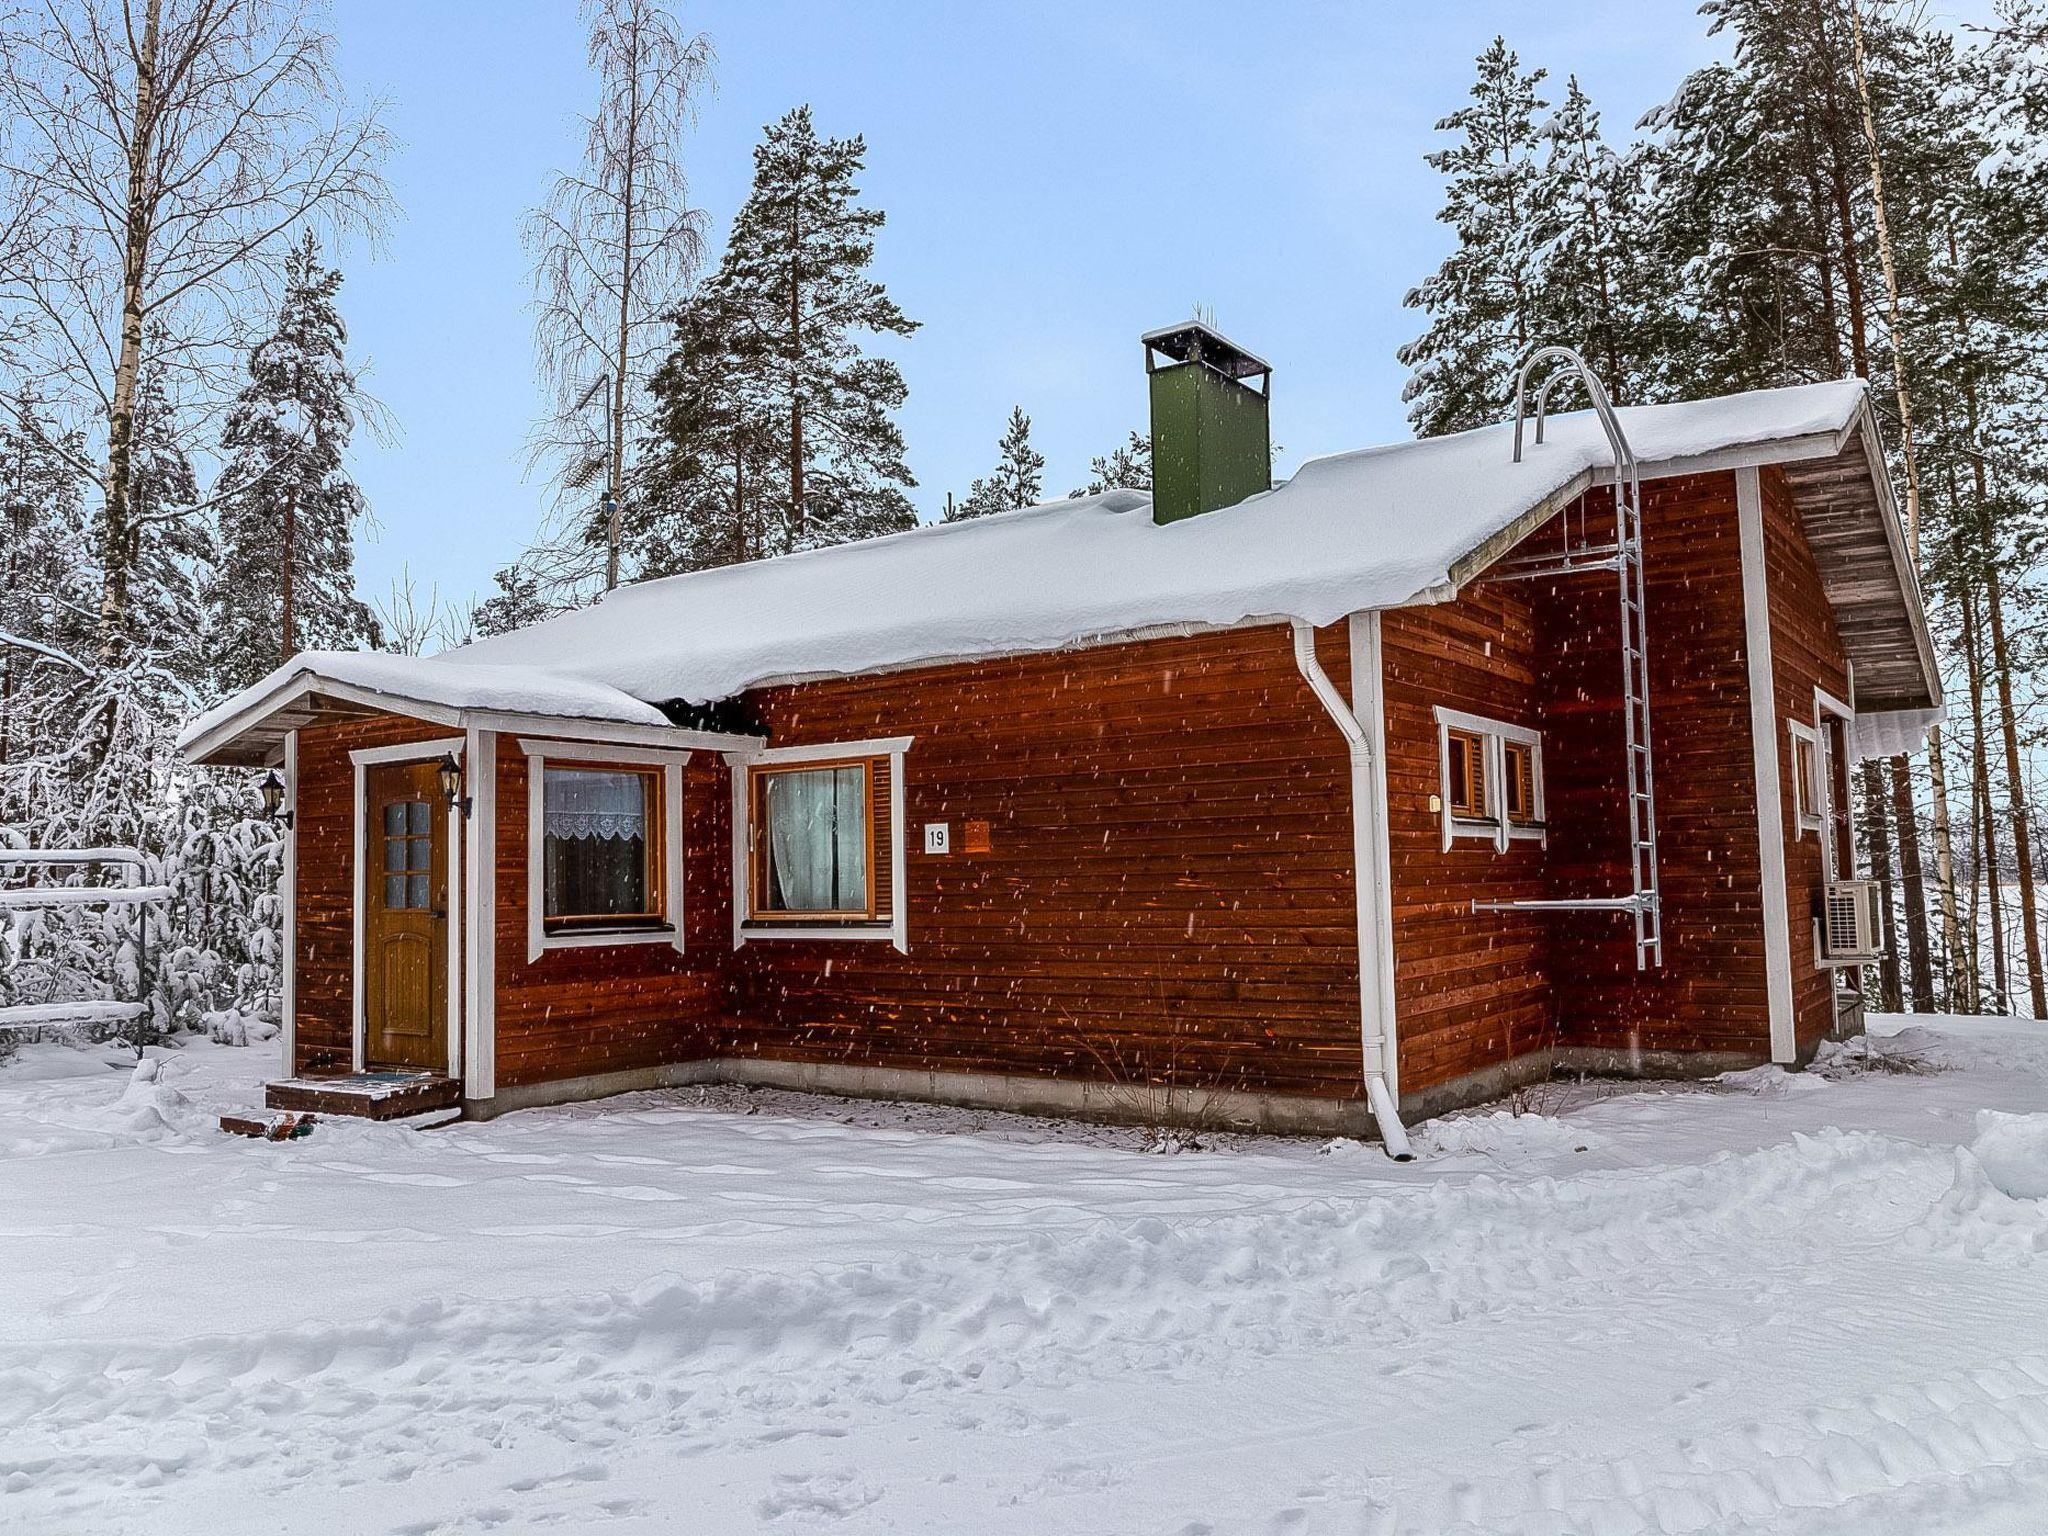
[181,329,1939,1147]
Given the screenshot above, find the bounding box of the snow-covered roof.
[442,379,1874,704]
[182,378,1904,760]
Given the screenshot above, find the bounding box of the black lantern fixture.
[438,752,472,817]
[257,768,292,829]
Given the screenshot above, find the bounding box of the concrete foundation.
[463,1042,1775,1141]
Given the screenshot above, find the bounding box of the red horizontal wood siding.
[489,746,731,1089]
[722,624,1368,1100]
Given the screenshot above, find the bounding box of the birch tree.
[524,0,713,594]
[0,0,390,662]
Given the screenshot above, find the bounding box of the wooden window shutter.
[868,755,893,919]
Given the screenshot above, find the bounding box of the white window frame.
[729,735,911,953]
[1787,719,1823,836]
[1433,706,1545,854]
[1813,687,1855,881]
[519,738,689,963]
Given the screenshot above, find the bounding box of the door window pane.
[379,798,433,910]
[543,768,654,921]
[758,765,870,915]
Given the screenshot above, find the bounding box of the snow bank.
[1410,1108,1605,1161]
[1970,1111,2048,1201]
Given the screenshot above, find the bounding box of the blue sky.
[330,0,1987,617]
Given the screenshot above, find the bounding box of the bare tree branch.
[523,0,712,595]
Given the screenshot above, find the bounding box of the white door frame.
[349,737,467,1076]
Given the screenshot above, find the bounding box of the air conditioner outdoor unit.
[1821,879,1882,963]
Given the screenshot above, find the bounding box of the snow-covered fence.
[0,849,166,1047]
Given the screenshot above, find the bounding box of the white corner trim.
[351,753,365,1073]
[1430,705,1545,854]
[890,750,909,955]
[350,735,466,768]
[1350,611,1401,1100]
[520,741,688,962]
[730,738,913,952]
[1737,465,1798,1065]
[446,772,464,1088]
[351,736,465,1076]
[463,729,497,1100]
[730,762,749,953]
[280,729,298,1077]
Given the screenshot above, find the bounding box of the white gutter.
[1290,618,1414,1160]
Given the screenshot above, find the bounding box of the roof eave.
[180,667,765,768]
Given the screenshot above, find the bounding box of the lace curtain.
[544,769,647,841]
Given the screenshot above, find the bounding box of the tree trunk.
[787,155,805,545]
[1861,759,1903,1010]
[279,483,297,662]
[1925,725,1963,1004]
[99,0,164,663]
[1965,578,2009,1011]
[1983,561,2045,1016]
[1889,755,1933,1009]
[1843,0,1956,1008]
[605,30,641,593]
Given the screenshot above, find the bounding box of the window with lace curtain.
[541,765,665,928]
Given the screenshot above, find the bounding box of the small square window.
[1446,730,1489,820]
[1504,742,1538,826]
[1436,711,1543,852]
[1790,723,1824,833]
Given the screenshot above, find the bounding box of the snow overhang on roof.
[180,377,1939,764]
[177,651,760,768]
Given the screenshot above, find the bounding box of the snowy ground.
[4,1018,2048,1535]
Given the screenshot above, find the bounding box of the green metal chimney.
[1143,321,1272,525]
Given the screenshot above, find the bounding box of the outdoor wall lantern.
[257,768,293,829]
[438,752,473,818]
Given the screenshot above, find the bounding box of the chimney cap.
[1142,321,1271,386]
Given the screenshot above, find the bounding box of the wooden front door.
[363,759,449,1072]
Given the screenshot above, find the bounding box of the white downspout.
[1290,618,1414,1160]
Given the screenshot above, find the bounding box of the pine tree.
[209,233,374,693]
[0,400,92,770]
[634,281,783,573]
[949,406,1045,519]
[470,560,558,639]
[1537,77,1649,403]
[643,105,917,564]
[1070,431,1152,497]
[1398,38,1550,436]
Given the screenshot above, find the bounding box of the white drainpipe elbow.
[1289,619,1413,1161]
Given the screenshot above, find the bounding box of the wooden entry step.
[265,1072,462,1122]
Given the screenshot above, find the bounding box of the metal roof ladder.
[1473,346,1663,970]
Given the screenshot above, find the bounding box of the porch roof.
[178,651,760,768]
[181,377,1939,766]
